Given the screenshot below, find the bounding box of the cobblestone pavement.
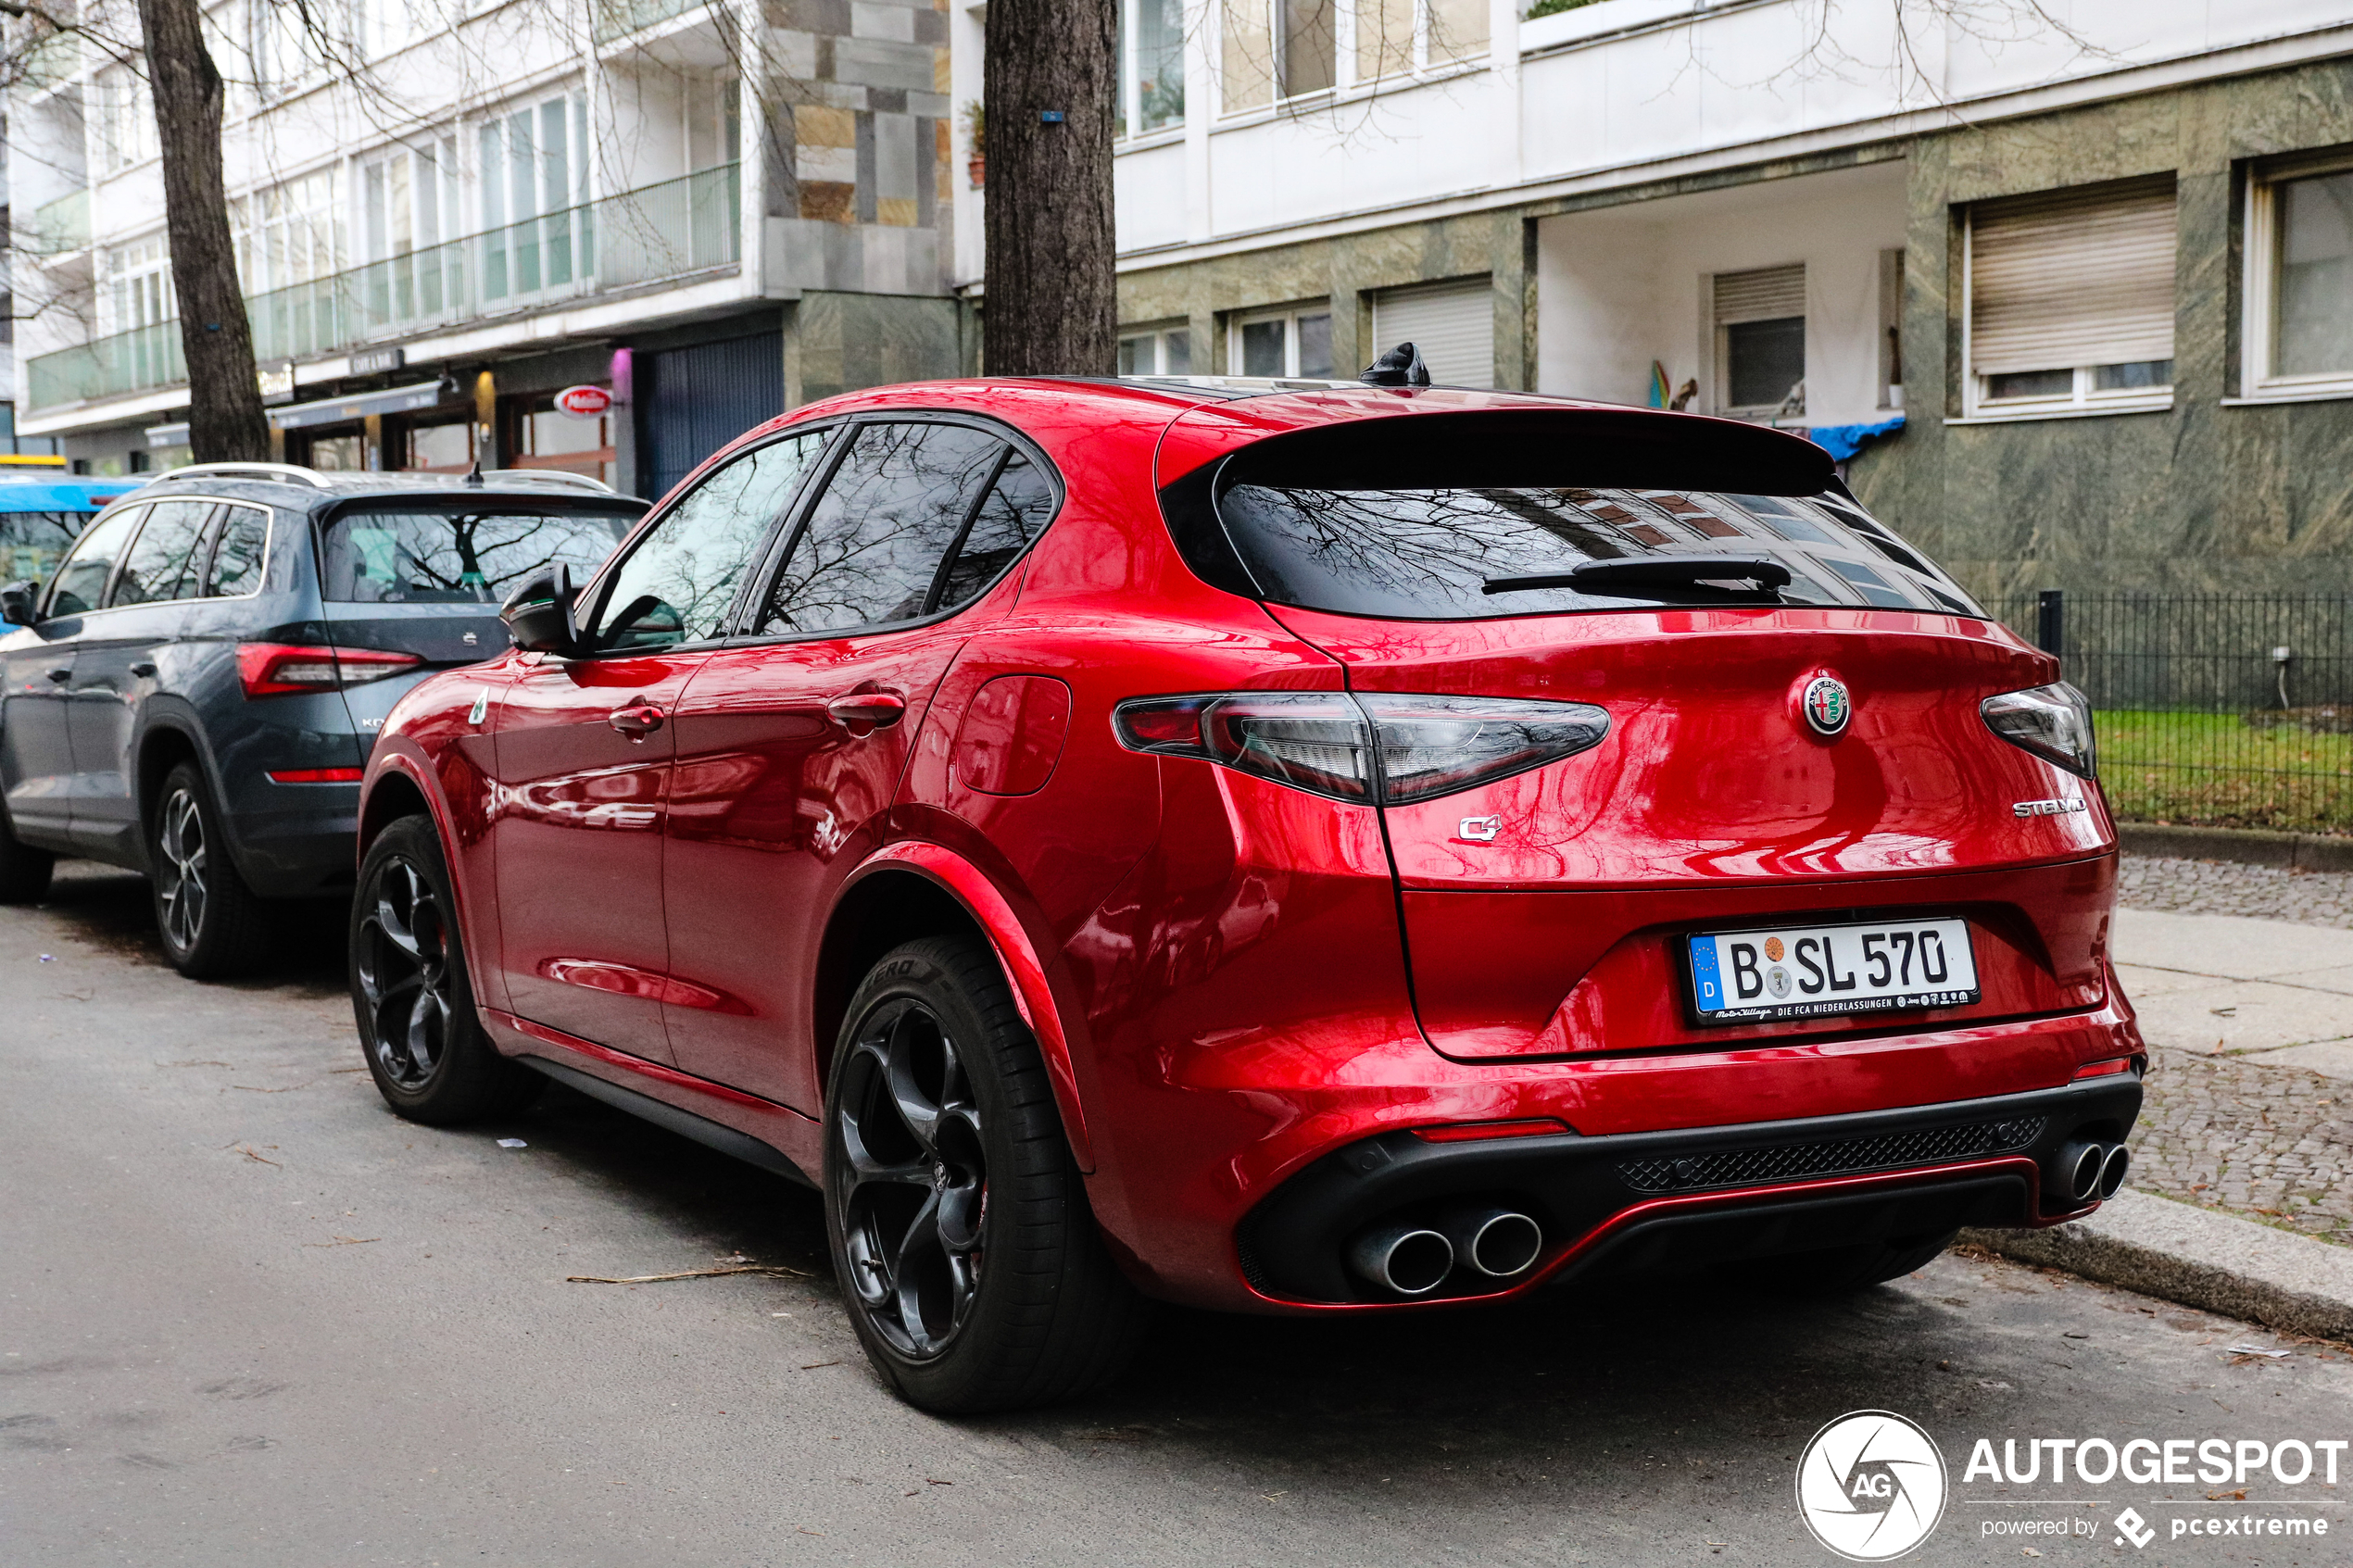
[2119,852,2353,927]
[2119,854,2353,1245]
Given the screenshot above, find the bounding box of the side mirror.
[499,565,583,656]
[1,582,39,628]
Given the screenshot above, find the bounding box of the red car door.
[486,432,828,1062]
[661,419,1056,1110]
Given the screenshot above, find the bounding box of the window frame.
[1115,0,1188,142]
[2237,150,2353,407]
[1117,322,1194,376]
[1958,193,2178,423]
[727,411,1065,650]
[42,503,147,618]
[104,499,223,609]
[1227,303,1336,380]
[569,427,839,659]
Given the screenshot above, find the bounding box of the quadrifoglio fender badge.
[2013,797,2089,819]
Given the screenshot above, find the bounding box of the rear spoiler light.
[237,643,422,698]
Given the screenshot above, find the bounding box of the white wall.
[1536,159,1906,430]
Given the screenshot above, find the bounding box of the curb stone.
[2117,822,2353,873]
[1959,1188,2353,1341]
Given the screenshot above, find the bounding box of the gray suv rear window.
[323,504,637,604]
[1214,484,1982,620]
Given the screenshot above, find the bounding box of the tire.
[350,815,543,1125]
[150,760,272,977]
[1738,1228,1962,1296]
[0,797,55,904]
[824,936,1148,1414]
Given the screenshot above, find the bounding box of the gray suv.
[0,462,647,976]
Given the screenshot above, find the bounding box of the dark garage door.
[637,331,783,501]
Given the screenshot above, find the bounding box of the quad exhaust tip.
[2098,1143,2130,1199]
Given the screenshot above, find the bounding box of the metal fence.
[1985,591,2353,835]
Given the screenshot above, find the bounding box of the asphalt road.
[4,864,2349,1567]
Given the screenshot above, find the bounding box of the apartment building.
[966,0,2353,598]
[10,0,969,495]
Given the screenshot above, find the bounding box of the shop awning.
[270,382,455,431]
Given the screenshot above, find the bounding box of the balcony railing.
[28,163,740,411]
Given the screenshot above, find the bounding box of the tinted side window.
[753,421,1005,635]
[321,506,636,603]
[936,452,1053,612]
[206,507,270,597]
[593,433,824,651]
[47,506,145,617]
[109,501,216,607]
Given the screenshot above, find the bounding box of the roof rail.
[157,461,334,489]
[477,469,616,494]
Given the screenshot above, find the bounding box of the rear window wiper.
[1482,555,1793,596]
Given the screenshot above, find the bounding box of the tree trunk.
[982,0,1118,376]
[134,0,270,462]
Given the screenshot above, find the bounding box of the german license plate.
[1686,918,1979,1024]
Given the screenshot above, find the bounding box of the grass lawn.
[2095,709,2353,835]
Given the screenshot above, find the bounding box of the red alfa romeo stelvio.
[349,363,2143,1412]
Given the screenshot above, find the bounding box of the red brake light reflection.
[1414,1118,1574,1143]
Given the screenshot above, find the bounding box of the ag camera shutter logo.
[1795,1411,1947,1561]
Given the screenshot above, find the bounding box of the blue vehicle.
[0,471,139,587]
[0,462,647,976]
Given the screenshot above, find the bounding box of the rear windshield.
[1214,484,1982,620]
[322,504,639,604]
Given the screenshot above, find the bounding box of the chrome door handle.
[608,703,666,738]
[44,667,69,684]
[825,692,906,733]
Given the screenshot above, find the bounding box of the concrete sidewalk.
[2116,906,2353,1078]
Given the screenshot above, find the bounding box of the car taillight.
[1113,691,1609,805]
[1981,682,2096,778]
[236,643,423,698]
[266,768,365,784]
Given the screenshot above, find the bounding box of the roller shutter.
[1371,278,1494,387]
[1969,179,2177,377]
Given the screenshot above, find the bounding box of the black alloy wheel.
[824,936,1148,1412]
[355,852,458,1093]
[149,761,270,977]
[349,815,542,1124]
[832,997,991,1358]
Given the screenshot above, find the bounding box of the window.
[322,505,638,604]
[359,135,462,322]
[1369,278,1493,386]
[107,234,175,339]
[110,501,214,606]
[95,68,156,171]
[45,507,145,617]
[1713,265,1806,419]
[207,508,271,597]
[0,510,89,586]
[1117,325,1192,376]
[1231,305,1333,378]
[1967,178,2176,418]
[937,454,1056,610]
[1356,0,1486,81]
[508,393,616,488]
[234,168,349,298]
[400,417,474,473]
[479,93,591,301]
[752,421,1011,635]
[1116,0,1185,137]
[2243,159,2353,401]
[1222,0,1333,113]
[591,433,825,651]
[1206,484,1973,620]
